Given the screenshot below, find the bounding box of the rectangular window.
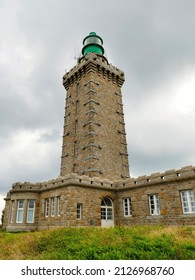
[51,197,55,217]
[123,198,132,217]
[76,83,79,95]
[16,200,24,223]
[27,199,35,223]
[73,141,77,157]
[101,207,106,220]
[74,120,78,134]
[10,200,15,223]
[107,208,113,220]
[45,198,49,217]
[149,194,160,215]
[75,100,79,114]
[57,196,60,216]
[101,207,113,220]
[181,190,195,214]
[77,203,83,219]
[73,163,76,173]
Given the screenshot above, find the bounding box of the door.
[101,197,114,227]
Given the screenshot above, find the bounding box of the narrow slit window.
[75,100,79,114]
[74,120,78,134]
[73,141,77,156]
[76,83,79,95]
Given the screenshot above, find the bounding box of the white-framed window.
[181,190,195,214]
[51,197,55,217]
[10,200,15,223]
[45,198,49,217]
[57,196,60,216]
[16,200,24,223]
[101,197,113,220]
[123,198,132,217]
[27,199,35,223]
[77,203,83,219]
[149,194,160,215]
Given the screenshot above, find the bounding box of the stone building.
[2,32,195,231]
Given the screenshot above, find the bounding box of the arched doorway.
[101,197,114,227]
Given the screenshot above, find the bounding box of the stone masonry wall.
[116,165,195,226]
[3,174,117,231]
[61,53,129,180]
[37,174,116,229]
[3,166,195,231]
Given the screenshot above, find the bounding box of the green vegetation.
[0,226,195,260]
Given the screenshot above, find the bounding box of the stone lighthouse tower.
[60,32,130,180]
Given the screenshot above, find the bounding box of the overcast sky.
[1,0,195,217]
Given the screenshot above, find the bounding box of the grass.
[0,226,195,260]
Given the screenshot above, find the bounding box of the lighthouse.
[61,32,130,179]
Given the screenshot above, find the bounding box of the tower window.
[76,83,79,95]
[73,163,76,173]
[75,100,79,114]
[73,141,77,156]
[74,120,78,134]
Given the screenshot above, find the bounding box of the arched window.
[101,197,113,220]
